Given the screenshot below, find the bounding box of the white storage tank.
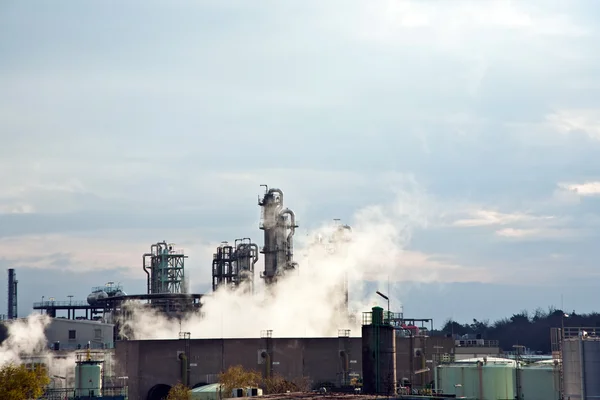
[87,290,108,305]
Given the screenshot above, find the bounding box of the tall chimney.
[7,269,17,319]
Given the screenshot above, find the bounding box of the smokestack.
[7,269,17,319]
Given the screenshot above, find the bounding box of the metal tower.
[258,185,298,285]
[142,241,187,295]
[212,238,258,293]
[7,269,17,319]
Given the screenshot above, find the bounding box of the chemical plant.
[2,185,599,400]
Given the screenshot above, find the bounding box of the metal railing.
[361,311,405,326]
[33,300,88,308]
[563,326,600,340]
[49,342,115,351]
[455,339,500,347]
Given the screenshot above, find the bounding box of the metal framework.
[329,220,352,313]
[550,327,563,399]
[212,238,258,293]
[258,185,298,285]
[338,329,352,386]
[143,241,187,295]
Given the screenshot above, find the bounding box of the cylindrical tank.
[362,307,396,395]
[437,357,515,400]
[87,291,108,305]
[520,360,560,400]
[372,306,384,326]
[563,337,600,399]
[75,361,103,396]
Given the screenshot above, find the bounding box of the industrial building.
[6,185,599,399]
[115,326,455,399]
[45,318,114,351]
[561,326,600,400]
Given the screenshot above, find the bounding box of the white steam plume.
[0,314,50,366]
[0,314,77,385]
[122,183,432,339]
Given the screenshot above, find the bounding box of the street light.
[376,291,390,319]
[562,313,569,337]
[68,295,73,305]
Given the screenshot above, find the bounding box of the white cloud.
[558,181,600,196]
[547,109,600,140]
[0,230,214,277]
[351,0,587,46]
[495,227,579,240]
[452,209,554,227]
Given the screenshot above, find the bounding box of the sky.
[1,0,600,327]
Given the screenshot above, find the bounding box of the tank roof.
[453,356,517,367]
[191,383,222,393]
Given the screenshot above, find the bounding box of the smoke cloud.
[122,183,433,339]
[0,314,77,387]
[0,314,50,366]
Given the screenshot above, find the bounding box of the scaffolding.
[143,241,187,295]
[212,238,258,293]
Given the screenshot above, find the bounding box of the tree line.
[438,307,600,353]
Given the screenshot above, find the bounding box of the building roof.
[191,383,222,393]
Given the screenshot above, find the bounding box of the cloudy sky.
[2,0,600,325]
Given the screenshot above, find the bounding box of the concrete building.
[46,318,114,350]
[453,337,501,361]
[115,335,455,400]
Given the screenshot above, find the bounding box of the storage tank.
[190,383,222,400]
[362,306,396,395]
[75,360,103,397]
[520,360,560,400]
[563,336,600,399]
[87,290,108,305]
[437,357,515,400]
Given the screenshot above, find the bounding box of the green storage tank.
[520,360,560,400]
[372,306,384,326]
[437,357,515,400]
[75,360,103,397]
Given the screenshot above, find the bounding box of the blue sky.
[2,0,600,326]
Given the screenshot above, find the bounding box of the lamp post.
[376,291,390,320]
[68,295,73,305]
[41,296,45,314]
[561,313,569,337]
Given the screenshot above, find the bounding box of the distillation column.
[233,238,259,293]
[258,186,298,285]
[142,241,187,295]
[330,221,352,314]
[212,238,259,293]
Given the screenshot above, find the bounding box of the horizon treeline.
[438,306,600,353]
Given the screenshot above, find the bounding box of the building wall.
[395,336,455,387]
[563,338,600,400]
[454,346,501,361]
[117,337,364,400]
[45,318,114,350]
[116,335,455,400]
